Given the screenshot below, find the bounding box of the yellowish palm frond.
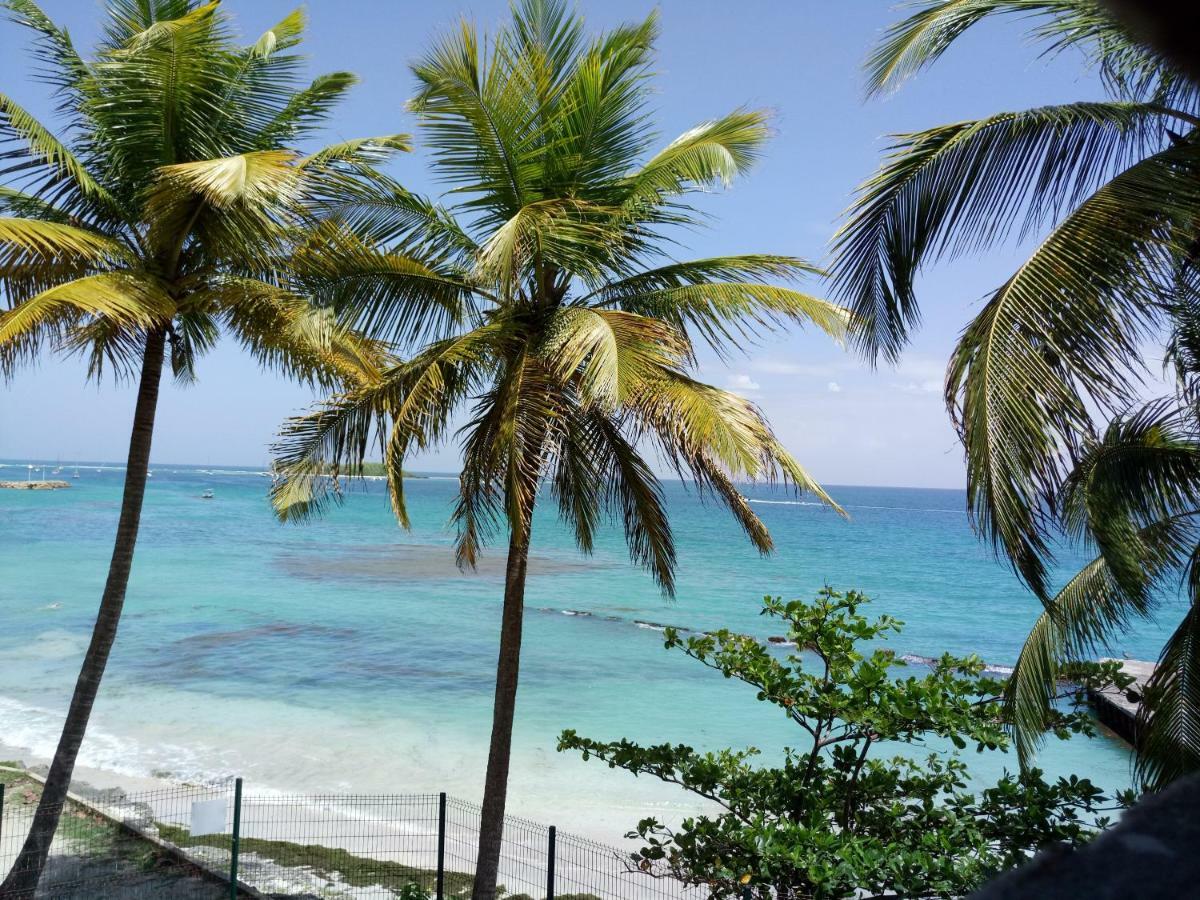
[539,307,687,410]
[475,198,618,291]
[117,0,220,53]
[149,150,302,212]
[249,7,307,57]
[632,369,845,516]
[0,272,173,346]
[0,217,126,269]
[205,277,387,389]
[299,135,413,170]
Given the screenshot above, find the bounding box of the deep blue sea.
[0,461,1182,840]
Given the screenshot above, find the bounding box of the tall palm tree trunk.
[472,523,532,900]
[0,329,167,900]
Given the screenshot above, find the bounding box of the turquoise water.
[0,462,1181,840]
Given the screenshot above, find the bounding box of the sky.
[0,0,1115,486]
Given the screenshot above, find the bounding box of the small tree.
[560,588,1134,900]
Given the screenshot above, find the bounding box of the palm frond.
[621,109,771,206]
[1060,402,1200,598]
[829,101,1173,361]
[298,135,412,171]
[0,92,121,218]
[254,72,359,149]
[539,306,687,410]
[1004,513,1194,764]
[865,0,1143,97]
[295,237,480,349]
[0,217,126,269]
[1137,604,1200,790]
[270,384,391,523]
[0,271,173,346]
[947,141,1199,598]
[209,277,386,388]
[3,0,92,105]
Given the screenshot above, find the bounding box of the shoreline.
[0,691,711,848]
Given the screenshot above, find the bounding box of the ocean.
[0,462,1179,842]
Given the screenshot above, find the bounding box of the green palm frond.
[4,0,91,95]
[270,384,391,523]
[205,277,386,388]
[948,141,1199,598]
[865,0,1155,99]
[1004,513,1195,764]
[249,6,306,58]
[1137,605,1200,790]
[1060,403,1200,598]
[830,100,1176,361]
[297,238,480,348]
[0,92,121,218]
[253,72,358,148]
[616,283,849,358]
[299,135,412,171]
[585,410,676,590]
[312,178,479,261]
[622,109,771,206]
[118,0,219,54]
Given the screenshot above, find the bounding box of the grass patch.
[0,772,191,875]
[156,823,474,895]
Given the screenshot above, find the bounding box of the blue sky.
[0,1,1111,486]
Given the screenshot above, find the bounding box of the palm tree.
[830,0,1200,788]
[0,2,414,894]
[269,3,848,896]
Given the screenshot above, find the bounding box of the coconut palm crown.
[0,1,413,894]
[269,2,848,896]
[830,0,1200,790]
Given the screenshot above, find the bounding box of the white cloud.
[894,379,941,394]
[827,381,842,393]
[726,373,761,393]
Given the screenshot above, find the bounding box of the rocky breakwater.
[0,480,71,490]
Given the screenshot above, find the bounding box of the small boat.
[73,469,80,479]
[201,489,214,500]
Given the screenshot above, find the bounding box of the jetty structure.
[0,480,71,490]
[1088,658,1156,745]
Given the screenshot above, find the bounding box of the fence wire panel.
[233,793,444,898]
[555,830,704,900]
[0,770,231,899]
[1,769,703,900]
[496,806,550,899]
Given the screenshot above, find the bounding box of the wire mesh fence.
[0,767,705,900]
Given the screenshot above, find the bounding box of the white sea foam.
[0,694,223,785]
[746,499,825,507]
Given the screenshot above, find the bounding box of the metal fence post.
[436,792,447,900]
[1,783,5,847]
[546,825,556,900]
[229,777,243,900]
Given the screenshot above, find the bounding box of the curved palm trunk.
[471,523,532,900]
[0,329,166,900]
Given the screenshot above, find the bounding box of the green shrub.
[560,588,1135,899]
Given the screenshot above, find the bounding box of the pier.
[1088,658,1156,745]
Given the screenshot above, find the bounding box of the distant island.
[0,480,71,490]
